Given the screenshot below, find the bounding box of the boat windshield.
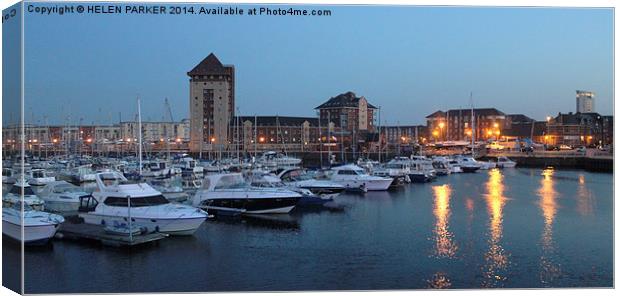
[53,183,82,193]
[386,163,404,169]
[214,175,247,190]
[103,195,169,207]
[12,202,33,212]
[9,185,35,195]
[280,170,311,182]
[32,171,45,178]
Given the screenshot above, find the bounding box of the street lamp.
[438,122,445,141]
[432,130,439,143]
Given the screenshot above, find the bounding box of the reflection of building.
[546,112,613,146]
[426,108,506,141]
[576,90,595,113]
[188,53,235,152]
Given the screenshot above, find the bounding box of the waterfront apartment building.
[227,116,325,153]
[576,90,595,113]
[379,125,427,154]
[381,125,428,145]
[502,114,547,142]
[546,112,613,147]
[426,108,507,142]
[315,91,379,153]
[119,120,190,142]
[3,120,190,154]
[188,53,235,153]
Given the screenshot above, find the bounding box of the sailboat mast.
[137,96,142,175]
[470,92,475,157]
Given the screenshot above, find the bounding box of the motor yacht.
[445,159,462,173]
[78,171,207,235]
[455,156,482,173]
[431,157,452,176]
[2,168,16,184]
[192,173,302,215]
[28,169,56,186]
[2,202,64,245]
[277,168,345,199]
[372,158,411,186]
[3,179,45,211]
[257,151,302,170]
[409,156,437,183]
[174,157,204,175]
[496,156,517,168]
[147,179,189,202]
[329,164,393,191]
[38,181,88,212]
[66,165,97,183]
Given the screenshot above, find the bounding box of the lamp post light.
[438,122,445,142]
[432,130,439,143]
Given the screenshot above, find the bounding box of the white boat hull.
[79,214,205,236]
[363,179,393,191]
[2,220,60,245]
[245,205,296,214]
[497,162,517,168]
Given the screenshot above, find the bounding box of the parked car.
[576,146,586,153]
[559,144,573,150]
[521,146,534,153]
[486,142,505,150]
[545,145,559,151]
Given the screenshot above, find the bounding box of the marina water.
[4,168,613,292]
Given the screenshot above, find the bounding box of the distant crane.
[164,98,174,159]
[164,98,174,122]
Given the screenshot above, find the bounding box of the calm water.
[5,168,613,292]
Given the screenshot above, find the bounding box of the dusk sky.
[16,4,613,125]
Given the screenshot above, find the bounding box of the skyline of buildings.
[3,53,613,155]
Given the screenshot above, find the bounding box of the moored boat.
[192,173,302,215]
[2,202,64,245]
[78,171,207,236]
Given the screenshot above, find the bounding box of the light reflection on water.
[538,168,561,286]
[576,174,595,216]
[3,168,612,292]
[431,184,458,259]
[481,168,509,287]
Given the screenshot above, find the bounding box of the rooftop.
[426,108,505,118]
[235,116,319,127]
[187,53,234,76]
[315,91,378,109]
